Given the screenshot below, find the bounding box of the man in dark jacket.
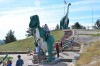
[56,43,59,58]
[16,55,24,66]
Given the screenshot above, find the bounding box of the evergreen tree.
[26,28,34,37]
[94,19,100,29]
[5,30,17,43]
[55,24,60,30]
[71,22,86,29]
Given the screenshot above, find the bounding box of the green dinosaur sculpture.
[29,15,54,62]
[60,3,71,29]
[0,53,8,65]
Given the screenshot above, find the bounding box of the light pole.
[92,8,93,29]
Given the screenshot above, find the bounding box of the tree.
[94,19,100,29]
[26,28,35,37]
[55,24,60,30]
[5,30,17,43]
[71,22,86,29]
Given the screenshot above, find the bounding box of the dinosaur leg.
[47,35,54,62]
[47,44,53,62]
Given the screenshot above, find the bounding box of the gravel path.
[74,29,100,43]
[0,53,76,66]
[0,54,33,66]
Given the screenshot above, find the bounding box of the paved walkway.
[0,54,32,66]
[0,51,79,66]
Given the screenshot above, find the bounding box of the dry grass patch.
[76,41,100,66]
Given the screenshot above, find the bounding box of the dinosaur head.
[29,15,40,29]
[68,3,71,6]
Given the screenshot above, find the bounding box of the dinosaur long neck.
[66,3,71,17]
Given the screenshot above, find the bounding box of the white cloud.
[34,0,41,7]
[0,0,14,4]
[0,7,34,15]
[72,0,100,6]
[67,0,100,13]
[69,15,100,20]
[0,14,30,39]
[0,6,61,39]
[0,0,100,40]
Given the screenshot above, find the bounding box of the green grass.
[51,30,64,41]
[92,33,100,36]
[0,37,34,52]
[96,30,100,32]
[0,30,64,52]
[76,41,100,66]
[78,34,100,36]
[0,56,13,60]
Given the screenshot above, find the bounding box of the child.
[3,60,12,66]
[7,60,12,66]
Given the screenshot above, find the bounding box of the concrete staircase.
[28,29,81,66]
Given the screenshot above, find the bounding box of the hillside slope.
[76,41,100,66]
[0,30,64,52]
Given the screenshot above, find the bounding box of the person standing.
[43,24,50,40]
[34,38,42,63]
[7,60,12,66]
[3,60,12,66]
[16,55,24,66]
[60,41,63,52]
[56,43,60,58]
[27,47,30,55]
[44,24,49,33]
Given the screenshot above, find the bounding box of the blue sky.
[0,0,100,40]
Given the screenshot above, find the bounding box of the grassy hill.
[76,41,100,66]
[0,30,64,52]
